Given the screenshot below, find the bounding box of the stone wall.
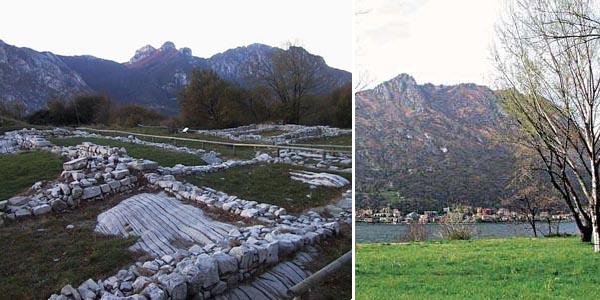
[197,124,352,144]
[49,172,344,300]
[0,128,351,299]
[0,142,144,222]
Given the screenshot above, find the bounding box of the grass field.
[0,151,63,199]
[50,136,206,167]
[0,193,139,299]
[185,163,351,213]
[87,127,260,160]
[356,237,600,299]
[87,126,350,159]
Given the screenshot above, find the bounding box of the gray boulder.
[51,199,68,212]
[82,186,101,200]
[212,252,237,275]
[64,158,87,171]
[60,284,82,300]
[195,254,220,288]
[142,283,166,300]
[157,273,187,300]
[8,196,29,206]
[32,204,51,215]
[14,207,31,218]
[201,152,222,165]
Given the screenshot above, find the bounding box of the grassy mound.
[356,237,600,299]
[0,151,63,199]
[50,137,206,167]
[185,163,351,213]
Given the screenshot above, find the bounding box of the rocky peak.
[178,47,192,56]
[367,73,423,109]
[389,73,417,86]
[374,73,418,92]
[160,41,176,51]
[128,45,156,64]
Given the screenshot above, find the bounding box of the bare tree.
[0,98,26,120]
[256,42,326,124]
[494,0,600,251]
[178,69,232,128]
[501,146,561,237]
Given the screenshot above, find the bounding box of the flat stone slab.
[8,196,30,206]
[289,171,350,188]
[95,193,236,257]
[63,157,87,171]
[214,250,315,300]
[129,160,159,171]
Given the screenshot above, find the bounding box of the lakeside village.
[356,206,573,224]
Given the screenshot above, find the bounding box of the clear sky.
[0,0,352,71]
[356,0,502,87]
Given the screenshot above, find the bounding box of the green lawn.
[0,194,138,300]
[356,237,600,299]
[185,163,351,213]
[0,151,63,200]
[86,127,260,160]
[50,137,206,167]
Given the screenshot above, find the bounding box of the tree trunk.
[591,154,599,252]
[592,214,600,252]
[528,217,538,237]
[581,225,592,243]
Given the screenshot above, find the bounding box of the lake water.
[356,222,580,243]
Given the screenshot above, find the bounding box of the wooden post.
[232,144,236,156]
[288,251,352,298]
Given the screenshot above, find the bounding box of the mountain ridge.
[0,39,351,114]
[356,73,515,211]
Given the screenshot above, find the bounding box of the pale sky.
[356,0,502,87]
[0,0,352,71]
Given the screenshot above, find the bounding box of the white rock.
[32,204,51,215]
[240,208,259,218]
[63,157,87,171]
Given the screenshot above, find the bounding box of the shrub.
[109,104,166,127]
[437,212,475,240]
[438,225,474,240]
[27,95,112,126]
[402,223,428,242]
